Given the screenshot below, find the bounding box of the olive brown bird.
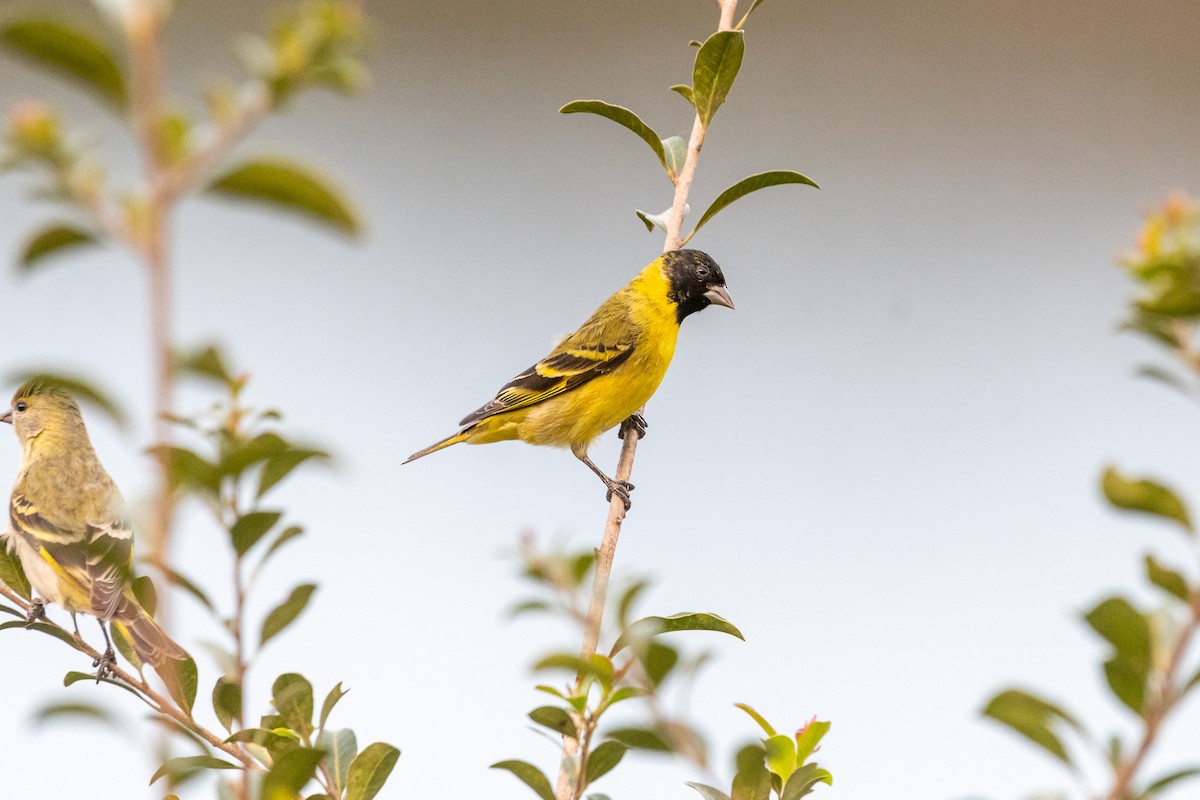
[404,249,734,508]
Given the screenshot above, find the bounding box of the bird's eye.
[14,401,27,412]
[697,265,710,278]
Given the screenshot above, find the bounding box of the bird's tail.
[403,428,472,464]
[112,605,189,668]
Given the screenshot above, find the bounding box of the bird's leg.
[618,412,648,441]
[576,452,634,511]
[24,598,46,628]
[93,620,115,681]
[71,612,81,637]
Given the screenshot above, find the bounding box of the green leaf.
[585,741,627,786]
[781,764,834,800]
[670,84,695,108]
[1145,555,1191,601]
[661,135,688,178]
[258,448,328,498]
[529,706,577,738]
[155,445,220,495]
[63,670,141,699]
[686,171,819,243]
[605,686,644,707]
[261,747,324,800]
[131,575,157,616]
[4,370,127,429]
[534,653,614,688]
[261,583,317,647]
[150,755,239,786]
[735,0,769,30]
[318,728,357,793]
[734,703,777,737]
[159,565,215,612]
[213,677,242,732]
[1085,596,1153,714]
[231,510,283,555]
[163,657,199,714]
[687,784,732,800]
[225,727,302,761]
[642,641,679,685]
[616,579,649,629]
[0,547,31,600]
[6,620,80,649]
[344,742,400,800]
[981,688,1082,763]
[731,744,771,800]
[207,158,361,237]
[613,612,744,655]
[318,682,349,733]
[0,18,127,108]
[559,100,673,180]
[1139,287,1200,317]
[273,673,315,738]
[110,621,142,672]
[692,30,745,127]
[1102,467,1193,534]
[764,734,797,782]
[607,726,671,752]
[1140,767,1200,798]
[491,760,554,800]
[794,720,830,764]
[261,525,306,568]
[173,344,235,386]
[33,700,116,727]
[17,224,97,272]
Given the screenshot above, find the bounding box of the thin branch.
[554,4,739,798]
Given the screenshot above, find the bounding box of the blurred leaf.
[150,755,238,786]
[32,700,116,727]
[692,30,745,127]
[534,653,614,688]
[1140,767,1200,798]
[273,673,315,738]
[735,0,769,29]
[616,579,649,629]
[232,510,283,555]
[642,641,678,685]
[781,764,834,800]
[1136,365,1192,398]
[261,747,324,800]
[613,611,743,655]
[162,657,199,714]
[0,547,32,600]
[0,603,21,618]
[508,599,553,617]
[662,135,688,179]
[607,726,671,752]
[213,677,242,732]
[559,100,674,180]
[982,688,1081,764]
[318,682,349,733]
[764,734,797,781]
[1138,287,1200,317]
[159,564,215,612]
[156,445,220,496]
[261,583,317,647]
[5,370,126,429]
[686,171,819,243]
[529,705,577,738]
[318,728,357,793]
[795,720,830,764]
[344,742,400,800]
[585,741,627,786]
[1145,555,1191,601]
[670,84,695,108]
[570,552,596,586]
[605,686,644,707]
[207,158,361,237]
[732,744,771,800]
[491,760,554,800]
[734,703,777,737]
[258,448,328,498]
[157,110,191,167]
[1085,597,1153,714]
[0,18,127,108]
[687,784,732,800]
[226,727,301,761]
[111,621,142,672]
[131,575,157,616]
[173,344,235,386]
[6,620,79,649]
[17,224,97,272]
[1102,467,1193,534]
[261,525,305,568]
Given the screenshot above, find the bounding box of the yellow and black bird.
[405,249,734,508]
[1,380,188,676]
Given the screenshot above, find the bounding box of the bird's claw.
[93,646,115,682]
[24,599,45,628]
[618,413,648,441]
[605,480,635,511]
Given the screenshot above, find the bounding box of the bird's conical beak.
[704,285,734,310]
[0,409,11,425]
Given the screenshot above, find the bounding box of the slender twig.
[0,583,257,770]
[554,3,739,798]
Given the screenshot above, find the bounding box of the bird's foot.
[24,599,46,628]
[93,646,116,682]
[618,413,648,441]
[605,479,635,511]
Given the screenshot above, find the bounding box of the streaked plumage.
[2,380,187,675]
[405,249,734,507]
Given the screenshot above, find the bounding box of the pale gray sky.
[1,1,1199,798]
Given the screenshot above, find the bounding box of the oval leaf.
[559,100,671,178]
[17,224,97,272]
[612,612,744,655]
[491,760,554,800]
[1102,466,1193,534]
[1145,555,1191,601]
[0,548,32,600]
[687,783,732,800]
[318,728,357,793]
[33,700,116,727]
[319,681,349,733]
[344,742,400,800]
[273,673,315,738]
[1085,596,1152,714]
[150,755,238,786]
[232,510,283,555]
[585,741,627,786]
[207,158,361,237]
[260,583,317,647]
[686,171,819,243]
[0,18,127,108]
[981,688,1081,764]
[262,747,324,800]
[213,677,242,732]
[692,30,745,127]
[670,84,695,108]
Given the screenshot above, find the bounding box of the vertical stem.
[554,4,738,798]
